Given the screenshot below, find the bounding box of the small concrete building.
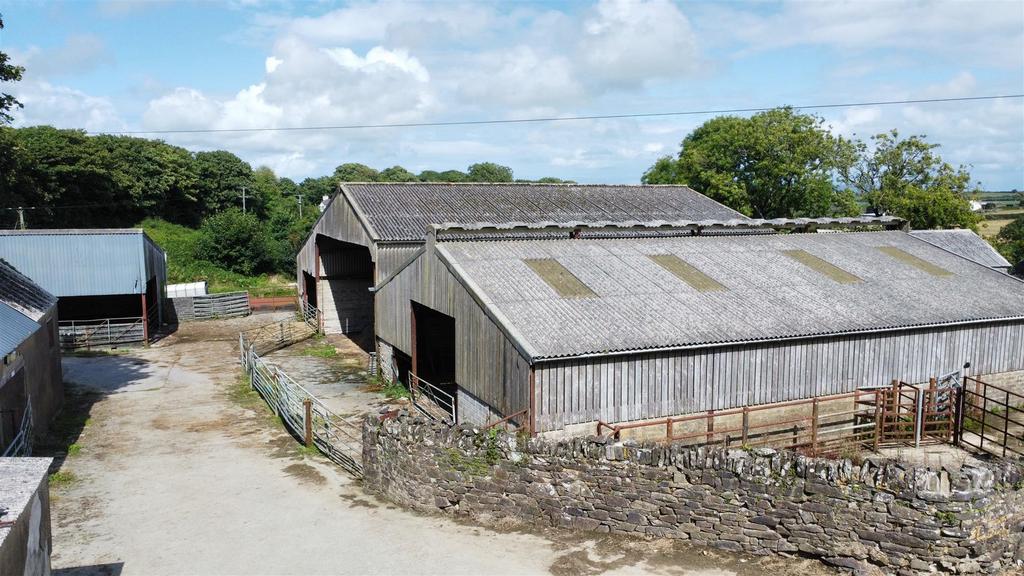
[909,229,1012,273]
[374,221,1024,433]
[296,183,746,335]
[0,260,62,451]
[0,457,52,576]
[0,229,167,348]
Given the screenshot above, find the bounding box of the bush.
[194,209,270,275]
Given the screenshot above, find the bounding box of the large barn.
[296,183,746,335]
[0,229,167,348]
[908,229,1012,273]
[0,260,62,453]
[373,221,1024,434]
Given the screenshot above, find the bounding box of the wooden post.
[304,398,313,447]
[140,293,150,344]
[528,368,536,437]
[873,391,882,451]
[741,407,749,446]
[666,418,673,442]
[410,306,418,379]
[810,398,819,454]
[1003,390,1010,458]
[706,410,715,444]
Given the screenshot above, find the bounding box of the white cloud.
[697,0,1024,67]
[579,0,700,87]
[265,56,282,74]
[15,34,111,78]
[12,81,125,132]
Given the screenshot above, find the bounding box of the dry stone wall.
[363,414,1024,575]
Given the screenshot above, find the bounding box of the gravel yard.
[47,315,833,576]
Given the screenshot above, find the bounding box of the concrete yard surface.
[48,317,835,576]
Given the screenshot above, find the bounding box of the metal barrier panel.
[238,326,363,477]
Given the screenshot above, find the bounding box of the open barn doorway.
[411,301,457,422]
[315,234,374,350]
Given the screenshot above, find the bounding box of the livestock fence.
[1,401,33,457]
[238,306,363,477]
[590,375,1022,460]
[239,302,322,356]
[170,291,251,321]
[59,316,146,350]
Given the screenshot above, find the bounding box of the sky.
[1,0,1022,189]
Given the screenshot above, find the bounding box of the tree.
[378,165,418,182]
[0,16,25,124]
[193,151,254,220]
[839,131,980,229]
[334,163,379,182]
[467,162,513,183]
[193,209,270,275]
[643,108,856,218]
[995,215,1024,269]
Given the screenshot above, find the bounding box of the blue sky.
[2,0,1022,189]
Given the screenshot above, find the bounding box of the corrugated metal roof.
[342,183,748,241]
[436,231,1024,360]
[0,259,56,322]
[909,229,1011,269]
[0,302,41,357]
[0,229,161,297]
[0,259,52,357]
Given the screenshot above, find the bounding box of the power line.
[91,94,1024,136]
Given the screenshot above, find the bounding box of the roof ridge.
[343,181,695,188]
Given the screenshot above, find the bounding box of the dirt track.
[49,316,834,576]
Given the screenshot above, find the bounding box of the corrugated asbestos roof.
[0,229,160,297]
[342,183,747,241]
[909,229,1011,269]
[0,259,53,357]
[436,231,1024,360]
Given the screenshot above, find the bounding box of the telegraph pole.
[296,195,303,218]
[240,187,248,213]
[16,207,25,230]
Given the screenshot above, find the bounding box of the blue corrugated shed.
[0,229,165,297]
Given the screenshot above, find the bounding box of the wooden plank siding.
[376,249,531,417]
[533,320,1024,432]
[297,193,377,290]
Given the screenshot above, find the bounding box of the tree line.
[643,107,981,231]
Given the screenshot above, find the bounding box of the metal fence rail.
[410,372,456,424]
[190,291,251,319]
[239,327,363,477]
[59,317,145,350]
[239,307,320,357]
[957,376,1024,458]
[1,402,33,457]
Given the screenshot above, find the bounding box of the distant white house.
[969,200,984,212]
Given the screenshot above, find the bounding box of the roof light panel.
[523,258,597,298]
[877,246,953,277]
[648,254,726,292]
[782,249,862,284]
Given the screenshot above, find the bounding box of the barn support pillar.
[140,293,149,344]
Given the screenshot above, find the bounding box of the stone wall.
[363,414,1024,575]
[0,458,52,576]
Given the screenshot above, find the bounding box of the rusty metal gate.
[873,377,956,449]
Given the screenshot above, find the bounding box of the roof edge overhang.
[531,315,1024,364]
[429,215,907,241]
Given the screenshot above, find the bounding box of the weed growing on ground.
[49,470,77,489]
[67,443,81,456]
[366,375,409,400]
[302,343,338,358]
[296,442,321,458]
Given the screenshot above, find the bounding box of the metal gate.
[873,377,957,449]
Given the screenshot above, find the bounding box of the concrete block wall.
[0,458,52,576]
[456,387,502,426]
[363,414,1024,575]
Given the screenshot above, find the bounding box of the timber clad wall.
[533,321,1024,431]
[375,249,531,417]
[297,193,376,287]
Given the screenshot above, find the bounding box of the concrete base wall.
[457,387,502,426]
[377,339,396,383]
[23,310,63,439]
[0,458,52,576]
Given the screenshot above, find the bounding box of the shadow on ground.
[53,562,124,576]
[36,355,152,472]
